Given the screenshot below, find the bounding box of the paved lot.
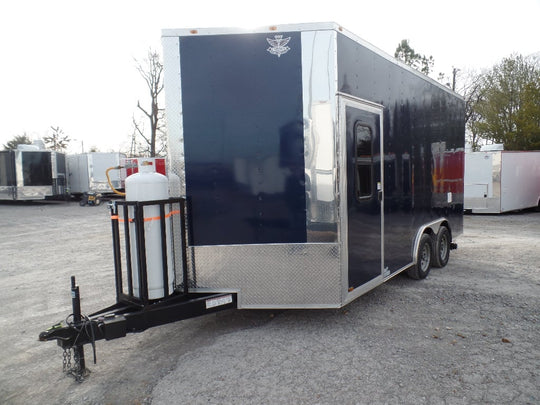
[0,201,538,404]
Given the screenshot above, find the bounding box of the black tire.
[432,226,450,268]
[407,233,433,280]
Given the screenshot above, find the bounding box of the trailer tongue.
[39,278,236,381]
[38,197,237,381]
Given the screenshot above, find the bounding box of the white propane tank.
[125,159,174,300]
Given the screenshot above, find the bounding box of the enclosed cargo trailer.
[464,150,540,213]
[161,22,465,308]
[0,147,67,201]
[67,152,126,195]
[40,23,465,378]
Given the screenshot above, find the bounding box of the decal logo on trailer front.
[205,294,233,309]
[266,35,291,57]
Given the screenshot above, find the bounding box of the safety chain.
[62,347,87,382]
[62,347,71,373]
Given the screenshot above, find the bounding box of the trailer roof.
[161,22,462,99]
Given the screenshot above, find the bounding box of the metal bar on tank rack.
[109,203,123,302]
[123,203,133,298]
[136,203,149,304]
[159,203,169,298]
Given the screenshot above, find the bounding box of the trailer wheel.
[432,226,450,268]
[407,234,432,280]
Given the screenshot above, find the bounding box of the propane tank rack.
[110,198,189,305]
[39,197,237,380]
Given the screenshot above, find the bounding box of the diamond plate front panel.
[192,243,342,308]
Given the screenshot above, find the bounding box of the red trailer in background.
[121,157,167,178]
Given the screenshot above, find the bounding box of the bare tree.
[448,69,485,151]
[133,49,166,157]
[43,126,70,151]
[463,73,485,151]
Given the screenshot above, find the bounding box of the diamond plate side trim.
[193,243,342,308]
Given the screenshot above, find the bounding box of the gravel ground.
[0,201,538,404]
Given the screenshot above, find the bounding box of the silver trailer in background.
[465,150,540,213]
[0,146,67,201]
[67,152,126,195]
[51,151,68,198]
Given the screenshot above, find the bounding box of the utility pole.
[452,67,460,91]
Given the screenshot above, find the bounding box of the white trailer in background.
[464,150,540,213]
[0,145,67,201]
[67,152,126,195]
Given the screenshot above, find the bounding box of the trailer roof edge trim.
[161,21,462,99]
[161,22,339,37]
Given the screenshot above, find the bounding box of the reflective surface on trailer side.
[343,103,383,289]
[336,33,465,274]
[162,35,186,196]
[301,30,339,243]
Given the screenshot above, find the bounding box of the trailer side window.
[354,123,373,200]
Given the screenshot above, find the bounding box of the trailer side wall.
[501,152,540,212]
[336,33,465,274]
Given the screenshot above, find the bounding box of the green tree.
[470,55,540,150]
[515,82,540,149]
[43,126,70,151]
[3,133,32,150]
[394,39,434,75]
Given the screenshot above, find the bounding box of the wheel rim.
[439,234,448,260]
[420,243,430,271]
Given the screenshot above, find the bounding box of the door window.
[354,122,373,200]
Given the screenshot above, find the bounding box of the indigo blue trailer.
[162,22,465,308]
[40,23,465,378]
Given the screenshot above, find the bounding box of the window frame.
[353,121,374,201]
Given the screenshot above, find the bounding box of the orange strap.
[111,209,181,223]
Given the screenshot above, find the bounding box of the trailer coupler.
[39,276,237,381]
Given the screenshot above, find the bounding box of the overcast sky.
[1,0,539,153]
